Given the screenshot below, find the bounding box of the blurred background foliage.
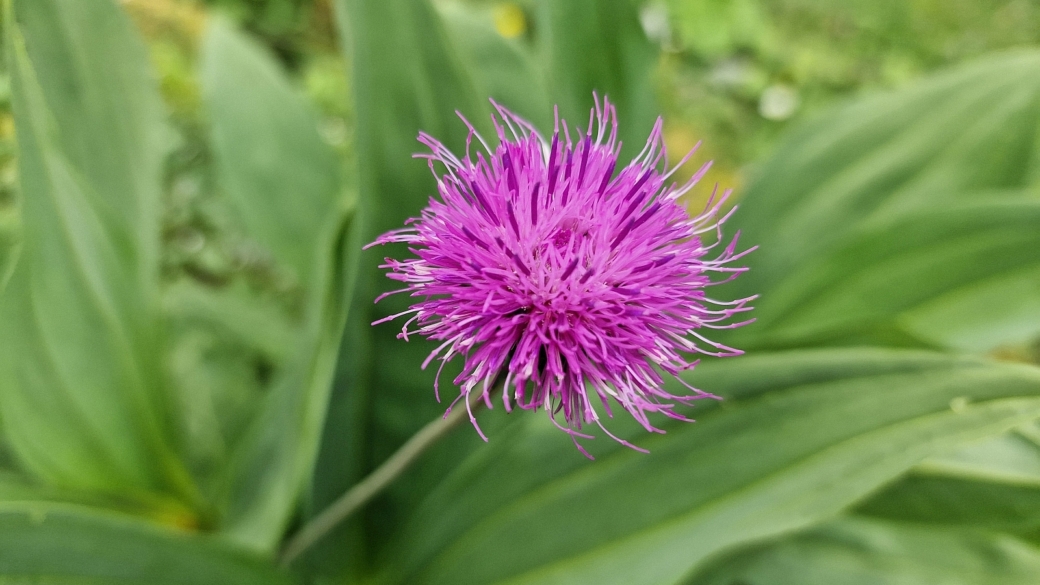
[3,0,1040,583]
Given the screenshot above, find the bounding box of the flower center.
[550,217,590,251]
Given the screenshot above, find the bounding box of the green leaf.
[731,50,1040,302]
[201,18,343,289]
[684,517,1040,585]
[306,0,490,572]
[0,203,17,294]
[899,263,1040,352]
[332,0,489,452]
[0,471,44,501]
[746,201,1040,346]
[0,502,296,584]
[377,348,1040,585]
[1,0,193,502]
[535,0,659,158]
[438,2,552,129]
[216,213,354,551]
[857,428,1040,534]
[197,19,355,550]
[163,281,298,366]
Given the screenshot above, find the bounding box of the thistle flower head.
[368,97,755,455]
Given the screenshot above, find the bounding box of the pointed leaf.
[305,0,489,571]
[197,19,355,550]
[201,19,343,288]
[1,0,191,502]
[0,502,296,584]
[536,0,659,158]
[731,50,1040,298]
[685,517,1040,585]
[379,348,1040,585]
[748,201,1040,346]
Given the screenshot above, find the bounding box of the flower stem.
[279,391,485,566]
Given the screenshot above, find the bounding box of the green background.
[1,0,1040,583]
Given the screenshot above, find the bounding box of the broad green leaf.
[900,263,1040,352]
[163,281,298,365]
[330,0,488,454]
[0,471,43,501]
[438,2,552,129]
[0,502,295,584]
[201,18,343,289]
[684,517,1040,585]
[746,201,1040,346]
[535,0,659,158]
[217,212,354,551]
[922,424,1040,485]
[0,202,17,294]
[305,0,489,572]
[197,19,355,550]
[730,50,1040,303]
[378,348,1040,585]
[11,0,169,274]
[858,474,1040,536]
[1,0,193,503]
[857,428,1040,534]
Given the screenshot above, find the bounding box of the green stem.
[279,390,485,566]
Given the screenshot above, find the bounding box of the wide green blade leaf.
[685,517,1040,585]
[378,348,1040,585]
[0,502,295,584]
[201,19,343,289]
[729,51,1040,285]
[535,0,659,157]
[438,2,552,129]
[747,201,1040,346]
[0,201,16,294]
[899,263,1040,352]
[305,0,489,572]
[197,19,355,550]
[216,214,354,551]
[1,0,191,502]
[857,427,1040,534]
[333,0,489,455]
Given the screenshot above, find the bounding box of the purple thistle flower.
[367,96,756,455]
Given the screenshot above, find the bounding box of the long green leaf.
[1,0,191,502]
[0,502,296,584]
[729,50,1040,297]
[535,0,659,158]
[377,348,1040,585]
[684,517,1040,585]
[747,201,1040,346]
[438,2,552,129]
[217,215,354,551]
[305,0,489,573]
[201,19,343,289]
[337,0,489,451]
[0,203,17,294]
[900,262,1040,352]
[857,428,1040,534]
[197,19,355,550]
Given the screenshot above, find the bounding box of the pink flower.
[368,97,755,455]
